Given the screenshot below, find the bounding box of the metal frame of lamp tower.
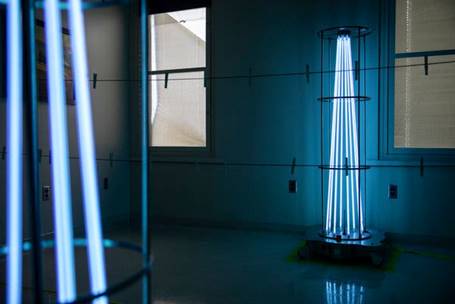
[318,26,371,241]
[1,1,151,303]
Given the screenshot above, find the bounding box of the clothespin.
[355,60,360,81]
[424,56,429,76]
[93,73,97,89]
[164,73,169,88]
[305,64,310,83]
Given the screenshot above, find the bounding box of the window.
[149,7,208,148]
[394,0,455,148]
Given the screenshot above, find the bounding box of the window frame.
[148,6,213,157]
[380,0,455,161]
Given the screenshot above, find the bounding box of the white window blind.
[149,8,207,147]
[394,0,455,148]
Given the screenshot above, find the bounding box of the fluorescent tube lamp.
[44,0,77,301]
[324,33,365,239]
[5,0,132,301]
[68,0,108,302]
[6,0,23,303]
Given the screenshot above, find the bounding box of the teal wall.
[1,0,453,244]
[150,0,455,239]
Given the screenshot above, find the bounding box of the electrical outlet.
[289,180,297,193]
[42,186,51,201]
[103,177,109,190]
[388,184,398,199]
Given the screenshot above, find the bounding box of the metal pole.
[357,28,361,234]
[22,0,44,302]
[363,35,367,230]
[140,0,150,303]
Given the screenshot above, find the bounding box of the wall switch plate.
[388,184,398,199]
[289,180,297,193]
[42,186,51,201]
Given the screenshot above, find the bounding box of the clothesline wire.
[35,58,455,82]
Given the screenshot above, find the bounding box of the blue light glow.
[68,0,108,302]
[325,38,342,232]
[44,0,77,301]
[6,1,23,303]
[325,35,364,238]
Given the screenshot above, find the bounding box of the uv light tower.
[300,26,385,264]
[322,30,368,240]
[1,0,151,303]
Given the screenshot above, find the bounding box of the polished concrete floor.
[1,224,455,303]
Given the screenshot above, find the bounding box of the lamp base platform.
[298,226,387,266]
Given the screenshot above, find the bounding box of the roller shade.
[394,0,455,148]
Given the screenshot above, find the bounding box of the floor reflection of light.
[325,281,365,304]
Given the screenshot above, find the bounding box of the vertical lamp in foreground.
[68,0,108,302]
[6,0,23,303]
[324,33,365,240]
[44,0,77,301]
[4,1,146,302]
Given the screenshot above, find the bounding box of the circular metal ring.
[0,238,152,304]
[318,26,372,40]
[317,96,371,102]
[318,165,370,170]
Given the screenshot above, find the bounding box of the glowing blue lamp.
[44,0,108,301]
[44,0,77,301]
[324,32,366,240]
[68,0,108,302]
[6,0,24,303]
[3,0,141,301]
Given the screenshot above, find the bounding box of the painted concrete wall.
[0,6,132,243]
[1,0,453,245]
[148,0,455,239]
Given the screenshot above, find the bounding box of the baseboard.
[385,231,455,249]
[152,216,309,235]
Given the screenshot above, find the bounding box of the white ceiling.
[167,8,206,42]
